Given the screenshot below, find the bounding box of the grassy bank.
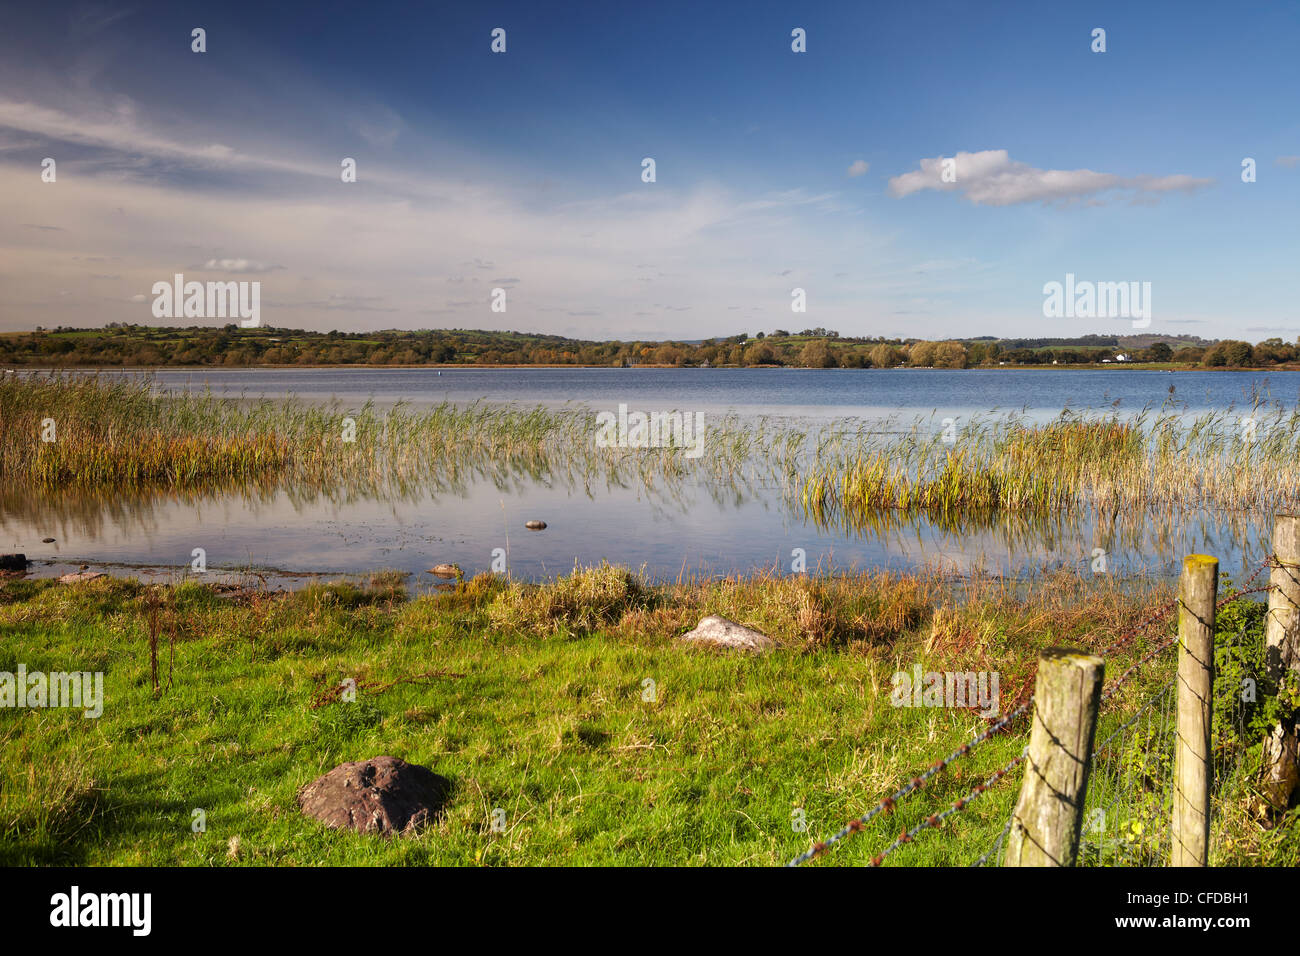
[2,567,1293,866]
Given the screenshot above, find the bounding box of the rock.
[426,563,461,578]
[524,520,547,531]
[0,554,28,571]
[41,538,55,544]
[297,756,451,836]
[679,615,774,652]
[58,571,105,584]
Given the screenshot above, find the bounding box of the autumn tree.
[908,341,938,367]
[799,340,837,368]
[869,343,902,368]
[933,341,968,369]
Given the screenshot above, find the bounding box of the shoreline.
[1,553,1192,592]
[6,362,1297,372]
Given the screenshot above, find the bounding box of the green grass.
[2,568,1293,866]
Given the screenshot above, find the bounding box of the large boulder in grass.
[679,615,774,652]
[297,756,451,836]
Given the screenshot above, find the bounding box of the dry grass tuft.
[487,564,651,634]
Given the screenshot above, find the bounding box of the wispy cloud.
[888,149,1212,206]
[198,258,283,274]
[0,160,885,335]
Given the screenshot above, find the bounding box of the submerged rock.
[525,520,547,531]
[41,538,55,544]
[297,756,451,836]
[679,615,773,652]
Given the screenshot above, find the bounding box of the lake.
[3,366,1293,587]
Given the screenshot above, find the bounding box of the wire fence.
[1079,675,1178,866]
[1208,622,1262,864]
[789,556,1276,869]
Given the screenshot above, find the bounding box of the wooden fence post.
[1263,515,1300,810]
[1171,554,1217,867]
[1005,648,1104,866]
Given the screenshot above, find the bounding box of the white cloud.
[0,156,892,336]
[0,99,241,166]
[847,159,870,177]
[888,149,1212,206]
[200,258,282,274]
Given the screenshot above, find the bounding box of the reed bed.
[31,433,290,489]
[1,375,287,490]
[11,374,1300,534]
[797,406,1300,528]
[0,373,803,501]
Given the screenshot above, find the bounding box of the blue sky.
[1,0,1297,339]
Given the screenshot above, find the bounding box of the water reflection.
[5,369,1296,582]
[0,468,1275,586]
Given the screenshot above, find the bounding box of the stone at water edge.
[679,615,774,651]
[58,571,105,584]
[524,520,547,531]
[297,756,451,836]
[0,554,28,571]
[426,564,461,578]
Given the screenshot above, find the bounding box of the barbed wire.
[785,555,1275,868]
[1091,556,1271,661]
[972,808,1015,867]
[784,700,1031,866]
[867,746,1027,867]
[785,602,1160,867]
[1095,674,1178,756]
[1099,575,1270,709]
[1091,598,1179,659]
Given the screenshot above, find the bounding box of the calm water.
[142,365,1300,418]
[4,367,1294,586]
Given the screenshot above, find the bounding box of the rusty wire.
[785,555,1274,868]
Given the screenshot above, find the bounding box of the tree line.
[0,325,1286,369]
